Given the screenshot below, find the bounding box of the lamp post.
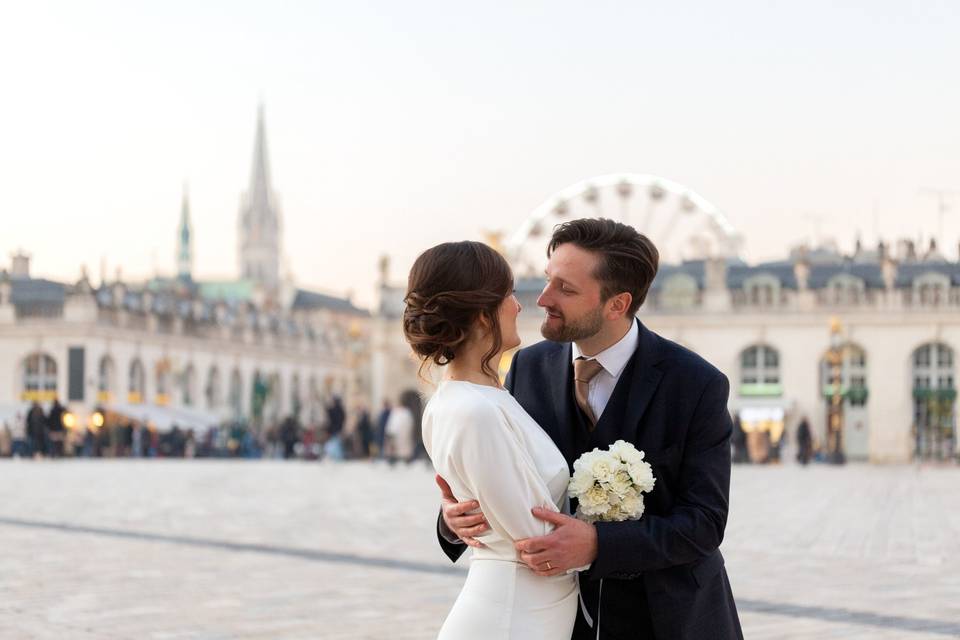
[825,317,847,464]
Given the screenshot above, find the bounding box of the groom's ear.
[606,292,633,319]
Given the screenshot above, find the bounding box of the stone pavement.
[0,459,957,639]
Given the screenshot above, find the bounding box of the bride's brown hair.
[403,241,514,381]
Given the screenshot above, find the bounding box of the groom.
[436,218,743,639]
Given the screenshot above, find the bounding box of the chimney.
[10,251,30,279]
[881,253,897,291]
[703,257,730,312]
[794,259,810,291]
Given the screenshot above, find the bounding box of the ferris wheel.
[503,173,742,277]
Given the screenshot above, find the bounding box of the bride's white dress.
[423,381,578,640]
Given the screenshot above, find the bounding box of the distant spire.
[249,103,272,210]
[238,103,282,298]
[177,183,193,281]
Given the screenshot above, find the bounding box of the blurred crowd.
[0,391,427,464]
[730,412,818,465]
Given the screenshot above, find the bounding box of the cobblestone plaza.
[0,460,957,639]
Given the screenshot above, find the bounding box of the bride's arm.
[446,400,557,544]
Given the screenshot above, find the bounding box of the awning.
[107,402,226,433]
[738,406,785,423]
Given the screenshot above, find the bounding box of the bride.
[403,241,578,640]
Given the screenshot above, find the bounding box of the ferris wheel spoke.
[640,200,658,234]
[509,173,740,271]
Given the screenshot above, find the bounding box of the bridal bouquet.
[568,440,656,523]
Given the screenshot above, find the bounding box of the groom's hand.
[515,507,598,577]
[436,475,488,548]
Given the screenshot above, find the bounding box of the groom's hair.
[548,218,659,316]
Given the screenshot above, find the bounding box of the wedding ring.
[545,561,553,571]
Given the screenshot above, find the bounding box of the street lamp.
[825,317,847,465]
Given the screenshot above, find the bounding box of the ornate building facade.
[374,238,960,464]
[0,108,370,436]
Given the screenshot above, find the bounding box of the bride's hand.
[437,475,488,548]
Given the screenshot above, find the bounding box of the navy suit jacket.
[437,320,743,640]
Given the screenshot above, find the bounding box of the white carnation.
[608,469,634,497]
[568,468,596,497]
[572,448,603,473]
[586,452,617,484]
[620,493,645,519]
[609,440,645,465]
[577,485,610,516]
[627,461,656,493]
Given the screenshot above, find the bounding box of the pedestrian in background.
[375,400,391,460]
[355,405,373,459]
[280,415,299,459]
[731,412,748,464]
[324,395,346,460]
[27,402,46,459]
[10,411,28,459]
[796,416,813,465]
[47,399,66,458]
[385,397,414,465]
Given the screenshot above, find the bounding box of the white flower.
[620,493,644,519]
[570,441,656,523]
[608,469,634,497]
[568,467,596,497]
[610,440,645,465]
[577,484,610,516]
[587,453,618,484]
[572,448,602,472]
[627,461,656,493]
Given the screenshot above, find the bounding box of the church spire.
[177,183,193,282]
[249,103,272,210]
[238,103,282,299]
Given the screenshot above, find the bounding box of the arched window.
[205,366,222,409]
[98,356,115,403]
[291,373,302,418]
[739,344,781,396]
[128,359,145,404]
[267,372,283,421]
[21,353,58,402]
[182,364,197,406]
[307,374,321,424]
[912,342,956,460]
[228,369,243,416]
[155,360,171,406]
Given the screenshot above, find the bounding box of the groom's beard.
[540,306,604,343]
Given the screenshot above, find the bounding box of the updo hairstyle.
[403,241,514,381]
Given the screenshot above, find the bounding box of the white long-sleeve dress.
[423,380,578,640]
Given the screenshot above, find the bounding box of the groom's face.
[537,243,606,342]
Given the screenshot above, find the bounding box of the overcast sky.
[1,1,958,306]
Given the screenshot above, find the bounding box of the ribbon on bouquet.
[577,575,603,640]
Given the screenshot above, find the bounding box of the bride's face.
[497,291,523,352]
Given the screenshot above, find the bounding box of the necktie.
[574,357,605,430]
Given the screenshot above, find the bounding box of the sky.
[1,1,958,307]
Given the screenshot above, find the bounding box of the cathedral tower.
[238,104,282,299]
[177,185,193,282]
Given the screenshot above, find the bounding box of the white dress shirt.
[571,320,639,422]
